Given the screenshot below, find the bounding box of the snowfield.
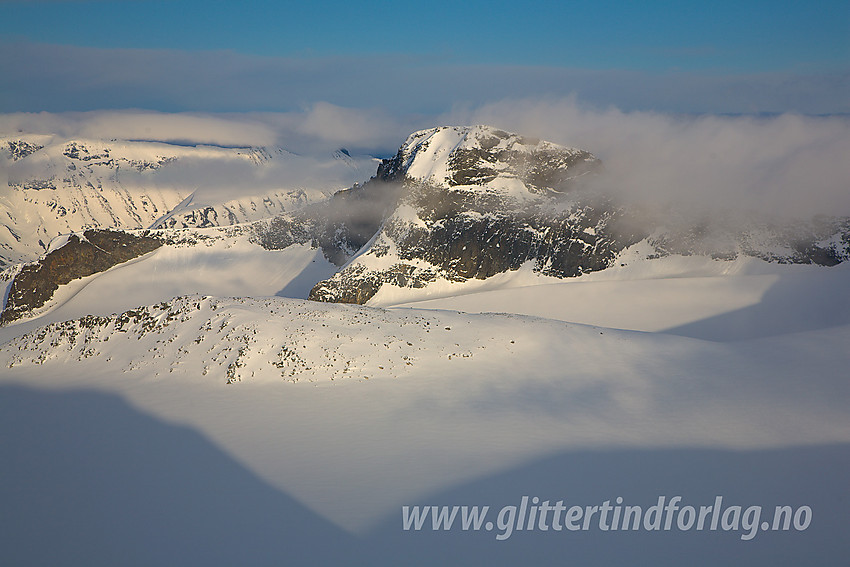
[1,256,849,565]
[381,255,850,341]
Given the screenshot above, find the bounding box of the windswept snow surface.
[1,254,849,564]
[380,255,850,341]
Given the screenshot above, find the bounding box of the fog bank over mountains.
[4,100,848,219]
[448,100,850,219]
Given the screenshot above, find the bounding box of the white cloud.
[252,104,426,156]
[0,110,277,147]
[0,106,420,156]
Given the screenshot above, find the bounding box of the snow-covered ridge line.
[0,295,555,384]
[1,135,195,266]
[2,135,270,164]
[150,188,319,229]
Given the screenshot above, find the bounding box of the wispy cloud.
[0,106,420,156]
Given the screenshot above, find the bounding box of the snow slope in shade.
[2,384,846,566]
[2,296,849,536]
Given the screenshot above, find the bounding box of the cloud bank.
[0,106,418,156]
[0,110,278,147]
[445,99,850,218]
[2,99,848,219]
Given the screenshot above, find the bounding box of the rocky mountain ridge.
[0,294,539,384]
[1,136,189,266]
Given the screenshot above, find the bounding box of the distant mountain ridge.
[1,136,189,266]
[0,136,368,267]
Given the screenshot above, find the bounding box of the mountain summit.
[375,125,600,197]
[308,125,638,304]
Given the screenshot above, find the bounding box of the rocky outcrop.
[308,188,647,303]
[1,229,163,324]
[373,125,600,194]
[6,140,44,161]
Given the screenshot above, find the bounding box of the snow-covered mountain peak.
[377,125,600,198]
[5,137,51,161]
[332,147,355,164]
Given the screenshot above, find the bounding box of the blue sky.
[1,0,848,114]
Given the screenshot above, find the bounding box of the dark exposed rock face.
[158,206,240,229]
[306,188,647,304]
[62,142,111,162]
[1,230,163,324]
[396,187,645,279]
